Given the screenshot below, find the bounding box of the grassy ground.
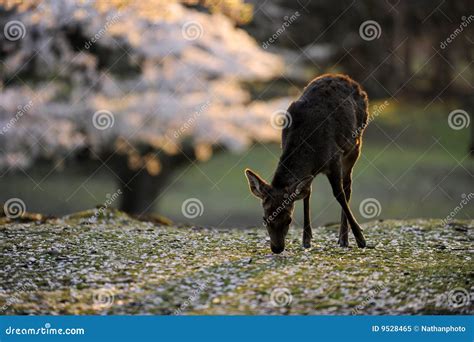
[1,210,472,315]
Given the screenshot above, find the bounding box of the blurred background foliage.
[0,0,472,226]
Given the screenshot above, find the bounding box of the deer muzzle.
[270,242,285,254]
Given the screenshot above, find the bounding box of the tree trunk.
[118,164,174,215]
[111,145,198,215]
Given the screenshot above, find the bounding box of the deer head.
[245,169,313,253]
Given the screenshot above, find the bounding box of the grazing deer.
[245,74,368,253]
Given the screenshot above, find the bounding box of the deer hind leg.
[328,158,366,248]
[303,192,312,248]
[338,149,360,247]
[338,177,350,247]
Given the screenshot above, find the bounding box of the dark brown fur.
[246,74,368,253]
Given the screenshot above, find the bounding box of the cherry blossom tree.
[0,0,289,214]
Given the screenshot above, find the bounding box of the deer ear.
[245,169,270,199]
[291,175,313,200]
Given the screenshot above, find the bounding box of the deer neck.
[271,152,313,190]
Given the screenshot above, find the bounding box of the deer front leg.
[303,193,312,248]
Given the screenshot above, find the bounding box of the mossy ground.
[0,210,472,315]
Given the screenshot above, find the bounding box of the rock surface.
[0,210,472,315]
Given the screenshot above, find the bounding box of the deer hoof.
[356,237,367,248]
[303,239,311,249]
[338,238,349,248]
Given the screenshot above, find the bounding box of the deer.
[245,74,368,254]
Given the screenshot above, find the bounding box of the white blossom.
[0,0,289,170]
